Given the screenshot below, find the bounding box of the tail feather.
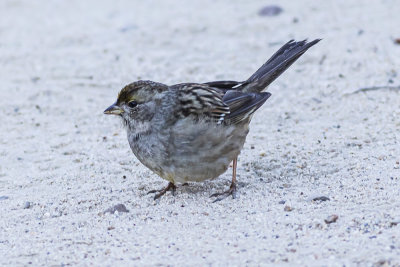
[222,91,271,124]
[243,39,321,92]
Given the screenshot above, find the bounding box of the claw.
[147,182,176,200]
[210,182,237,202]
[211,157,238,202]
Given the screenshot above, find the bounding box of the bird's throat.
[126,120,151,142]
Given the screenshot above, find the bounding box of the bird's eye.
[128,101,138,108]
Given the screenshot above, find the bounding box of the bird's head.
[104,80,168,130]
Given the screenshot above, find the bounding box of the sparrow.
[104,39,320,201]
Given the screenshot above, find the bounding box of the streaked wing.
[173,83,230,121]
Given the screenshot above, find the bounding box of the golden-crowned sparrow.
[104,39,320,201]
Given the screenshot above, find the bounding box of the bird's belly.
[132,144,234,183]
[129,121,249,184]
[165,122,249,183]
[167,149,235,183]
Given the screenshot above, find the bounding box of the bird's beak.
[104,103,124,115]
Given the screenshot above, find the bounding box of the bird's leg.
[147,182,176,200]
[210,157,238,202]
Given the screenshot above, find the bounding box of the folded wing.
[173,83,270,125]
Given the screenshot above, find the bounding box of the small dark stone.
[395,38,400,45]
[258,5,283,17]
[376,260,391,266]
[312,97,322,104]
[278,200,286,204]
[324,214,338,224]
[311,196,330,202]
[0,196,9,201]
[31,77,40,83]
[390,221,399,227]
[104,204,129,214]
[24,202,31,209]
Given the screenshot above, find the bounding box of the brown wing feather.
[173,84,230,121]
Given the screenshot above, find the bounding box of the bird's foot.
[210,182,237,202]
[147,182,176,200]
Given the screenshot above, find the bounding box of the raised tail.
[241,39,321,92]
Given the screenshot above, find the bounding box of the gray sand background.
[1,0,400,265]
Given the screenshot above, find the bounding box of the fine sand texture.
[1,0,400,265]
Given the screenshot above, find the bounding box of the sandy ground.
[1,0,400,266]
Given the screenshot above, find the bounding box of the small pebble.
[278,200,286,205]
[31,77,40,83]
[103,204,129,214]
[390,221,399,227]
[284,206,293,212]
[376,260,391,266]
[0,196,9,201]
[258,5,283,17]
[24,202,31,209]
[324,214,338,224]
[309,196,330,202]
